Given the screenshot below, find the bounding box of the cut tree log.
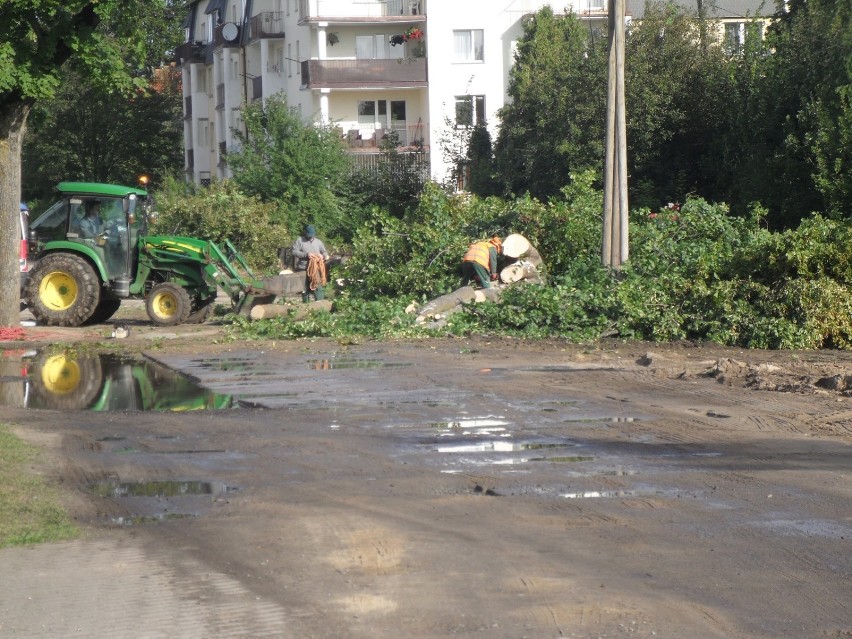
[503,233,531,259]
[250,300,333,320]
[502,233,543,268]
[415,286,478,323]
[500,261,543,284]
[416,286,504,324]
[259,273,307,296]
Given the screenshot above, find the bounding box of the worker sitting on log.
[292,224,329,302]
[462,234,502,289]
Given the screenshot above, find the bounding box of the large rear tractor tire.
[25,253,101,326]
[146,282,192,326]
[85,299,122,325]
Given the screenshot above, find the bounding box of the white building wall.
[424,0,555,183]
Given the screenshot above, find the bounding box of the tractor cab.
[29,182,152,297]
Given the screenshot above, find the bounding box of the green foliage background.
[212,169,852,350]
[227,94,352,239]
[153,178,292,274]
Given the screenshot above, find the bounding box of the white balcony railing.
[298,0,425,19]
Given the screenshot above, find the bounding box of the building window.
[453,29,484,62]
[197,119,209,147]
[296,41,300,74]
[287,43,292,76]
[455,95,485,127]
[724,23,743,52]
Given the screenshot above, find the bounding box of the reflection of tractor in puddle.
[17,352,233,411]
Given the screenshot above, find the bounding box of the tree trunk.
[0,102,30,328]
[249,300,333,320]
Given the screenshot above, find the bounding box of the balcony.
[174,41,209,64]
[301,58,427,89]
[248,12,285,41]
[344,124,428,150]
[298,0,425,23]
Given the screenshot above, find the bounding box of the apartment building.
[177,0,612,185]
[176,0,768,186]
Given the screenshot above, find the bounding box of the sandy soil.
[0,310,850,638]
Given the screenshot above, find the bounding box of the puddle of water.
[436,440,580,454]
[88,480,236,498]
[432,418,511,430]
[561,490,638,499]
[562,416,640,424]
[109,513,198,526]
[0,351,236,412]
[437,441,520,453]
[307,357,412,370]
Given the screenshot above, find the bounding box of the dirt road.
[0,327,850,638]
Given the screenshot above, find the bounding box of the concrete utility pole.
[602,0,629,268]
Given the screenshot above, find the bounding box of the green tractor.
[24,181,275,327]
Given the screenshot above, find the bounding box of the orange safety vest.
[463,241,493,269]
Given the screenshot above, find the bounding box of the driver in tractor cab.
[79,201,102,239]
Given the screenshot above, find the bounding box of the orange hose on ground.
[0,327,27,341]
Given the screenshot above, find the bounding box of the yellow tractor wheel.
[146,282,192,326]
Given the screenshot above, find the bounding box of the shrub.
[152,177,291,273]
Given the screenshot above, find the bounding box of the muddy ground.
[0,305,850,638]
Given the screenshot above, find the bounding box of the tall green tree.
[227,94,351,239]
[467,123,499,197]
[22,66,183,204]
[0,1,177,326]
[733,0,852,226]
[494,7,608,199]
[624,3,734,209]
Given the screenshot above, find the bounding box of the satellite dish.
[222,22,239,42]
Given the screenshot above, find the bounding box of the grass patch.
[0,424,79,548]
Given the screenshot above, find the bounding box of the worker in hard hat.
[461,234,502,289]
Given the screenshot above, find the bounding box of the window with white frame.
[724,22,745,52]
[196,70,207,94]
[455,95,485,127]
[453,29,484,62]
[296,41,300,74]
[287,43,292,76]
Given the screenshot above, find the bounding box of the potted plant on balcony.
[390,27,424,47]
[404,27,423,41]
[327,32,339,46]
